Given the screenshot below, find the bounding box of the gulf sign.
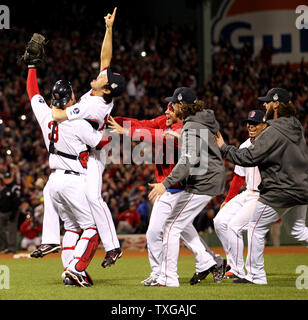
[212,0,308,64]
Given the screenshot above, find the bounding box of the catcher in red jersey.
[108,102,225,286]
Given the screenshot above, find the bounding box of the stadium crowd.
[0,15,307,251]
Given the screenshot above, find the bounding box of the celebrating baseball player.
[216,88,308,284]
[108,102,225,286]
[23,34,112,286]
[31,8,125,268]
[214,110,267,279]
[148,87,227,287]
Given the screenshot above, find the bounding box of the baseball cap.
[165,87,197,104]
[258,88,290,104]
[107,67,126,98]
[243,110,266,124]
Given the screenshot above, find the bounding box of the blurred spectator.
[117,201,141,234]
[136,193,150,233]
[19,211,42,251]
[0,171,21,253]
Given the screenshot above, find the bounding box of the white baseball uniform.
[157,191,217,287]
[214,138,266,278]
[42,69,120,252]
[29,89,103,274]
[148,190,218,281]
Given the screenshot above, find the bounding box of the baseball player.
[148,87,226,287]
[31,8,125,268]
[108,102,225,286]
[26,58,108,286]
[213,110,267,279]
[217,88,308,284]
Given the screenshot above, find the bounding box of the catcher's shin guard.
[70,228,99,272]
[61,230,81,269]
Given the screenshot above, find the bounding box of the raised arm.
[26,66,40,101]
[100,7,117,71]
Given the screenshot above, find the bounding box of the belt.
[51,169,81,176]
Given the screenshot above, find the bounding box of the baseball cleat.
[101,248,122,268]
[141,275,157,286]
[63,277,76,286]
[224,271,239,279]
[84,271,94,286]
[190,269,210,285]
[233,278,253,284]
[211,259,227,283]
[30,244,61,258]
[151,282,166,287]
[65,269,92,287]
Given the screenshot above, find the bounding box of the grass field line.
[0,245,307,260]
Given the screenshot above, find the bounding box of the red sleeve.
[114,115,166,129]
[129,125,164,144]
[27,67,40,100]
[224,173,245,202]
[113,117,142,127]
[96,135,111,150]
[128,125,180,148]
[19,221,30,235]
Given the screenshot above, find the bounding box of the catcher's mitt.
[20,33,47,65]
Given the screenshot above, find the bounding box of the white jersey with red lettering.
[234,138,261,191]
[59,70,120,252]
[30,94,103,173]
[65,69,112,131]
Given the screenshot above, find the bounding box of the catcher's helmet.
[51,80,73,107]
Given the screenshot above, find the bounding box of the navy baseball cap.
[165,87,197,104]
[243,110,266,124]
[258,88,290,104]
[107,67,126,98]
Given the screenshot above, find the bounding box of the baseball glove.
[20,33,47,65]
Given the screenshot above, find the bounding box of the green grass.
[0,252,307,300]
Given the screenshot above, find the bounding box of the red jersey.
[117,209,141,228]
[19,220,42,240]
[114,116,183,189]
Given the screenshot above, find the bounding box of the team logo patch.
[273,93,279,101]
[250,111,256,118]
[177,93,182,101]
[111,83,118,89]
[73,107,80,114]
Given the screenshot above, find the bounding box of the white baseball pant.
[41,150,120,252]
[213,190,260,278]
[147,191,216,280]
[245,202,308,284]
[86,152,120,251]
[47,170,96,231]
[157,191,216,287]
[47,170,99,275]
